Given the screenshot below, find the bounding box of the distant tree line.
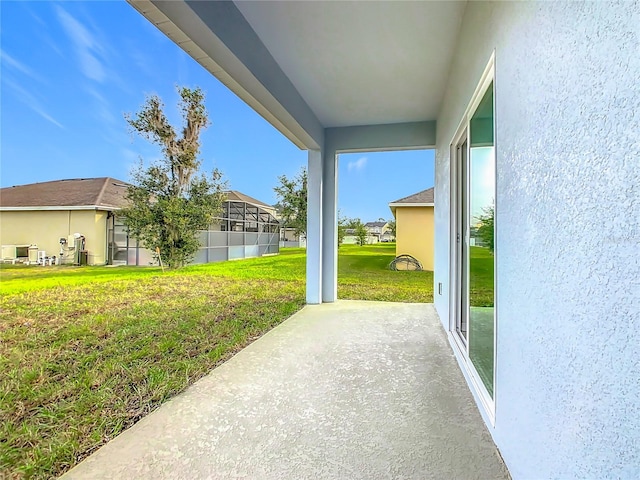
[274,168,394,248]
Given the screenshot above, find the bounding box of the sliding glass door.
[453,73,496,405]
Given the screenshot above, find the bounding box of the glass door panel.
[467,84,495,398]
[456,138,468,343]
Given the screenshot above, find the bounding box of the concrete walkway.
[63,301,509,480]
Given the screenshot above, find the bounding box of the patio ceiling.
[128,0,466,149]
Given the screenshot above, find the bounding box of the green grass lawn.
[338,244,433,302]
[0,243,431,478]
[469,246,494,307]
[468,246,495,397]
[469,307,495,398]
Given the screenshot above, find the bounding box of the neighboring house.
[113,189,280,265]
[279,227,305,248]
[0,178,280,265]
[341,228,356,245]
[379,232,394,243]
[126,2,640,477]
[0,177,128,265]
[364,221,393,242]
[343,226,380,245]
[388,188,434,270]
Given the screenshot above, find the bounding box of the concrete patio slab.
[63,301,509,480]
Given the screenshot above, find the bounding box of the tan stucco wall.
[395,206,434,271]
[0,210,109,265]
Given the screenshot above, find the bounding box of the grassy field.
[469,246,494,307]
[468,246,495,397]
[338,244,433,302]
[0,243,432,478]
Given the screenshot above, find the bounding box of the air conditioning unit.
[1,245,16,260]
[29,246,39,263]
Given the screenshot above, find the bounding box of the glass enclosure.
[108,200,280,266]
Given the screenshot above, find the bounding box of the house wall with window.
[0,209,108,265]
[434,2,640,478]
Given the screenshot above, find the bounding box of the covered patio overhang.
[117,3,640,478]
[128,0,463,303]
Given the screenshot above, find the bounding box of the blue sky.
[0,1,434,222]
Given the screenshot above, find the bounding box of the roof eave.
[387,202,434,208]
[0,205,122,212]
[127,0,323,150]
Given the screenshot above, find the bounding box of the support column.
[306,149,323,304]
[322,149,338,302]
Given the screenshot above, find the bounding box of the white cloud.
[85,86,116,124]
[121,148,143,177]
[0,49,46,83]
[122,148,139,161]
[129,47,155,78]
[33,109,64,129]
[85,86,107,104]
[347,156,368,173]
[3,78,64,129]
[56,6,105,82]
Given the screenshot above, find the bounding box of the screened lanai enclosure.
[107,191,280,266]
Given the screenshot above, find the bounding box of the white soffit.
[129,1,465,148]
[128,0,323,149]
[234,1,466,128]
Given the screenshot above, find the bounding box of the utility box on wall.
[1,245,16,259]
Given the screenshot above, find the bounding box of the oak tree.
[274,167,307,237]
[121,87,226,268]
[349,218,368,247]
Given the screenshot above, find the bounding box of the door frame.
[448,52,497,424]
[451,126,468,356]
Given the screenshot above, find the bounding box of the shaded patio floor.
[63,301,509,479]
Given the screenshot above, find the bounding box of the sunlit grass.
[0,275,303,478]
[338,243,433,302]
[0,244,431,478]
[469,246,494,307]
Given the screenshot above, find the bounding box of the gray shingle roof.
[390,187,434,205]
[225,190,274,210]
[0,179,276,215]
[0,178,130,209]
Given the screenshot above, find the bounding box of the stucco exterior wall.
[395,206,434,271]
[434,2,640,478]
[0,210,108,265]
